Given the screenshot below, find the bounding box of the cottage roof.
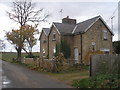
[53,22,76,35]
[39,28,50,40]
[53,15,113,35]
[40,15,113,37]
[42,28,50,36]
[73,16,100,34]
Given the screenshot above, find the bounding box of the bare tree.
[7,0,49,27]
[6,0,49,61]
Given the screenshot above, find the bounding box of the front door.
[74,48,78,63]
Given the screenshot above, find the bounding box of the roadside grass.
[2,52,17,62]
[2,52,39,62]
[44,70,89,85]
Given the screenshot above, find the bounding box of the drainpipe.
[80,33,83,64]
[48,35,49,59]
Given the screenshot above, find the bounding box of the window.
[53,47,56,54]
[103,30,108,40]
[53,32,56,41]
[43,40,47,43]
[100,48,110,53]
[91,42,96,51]
[42,48,45,56]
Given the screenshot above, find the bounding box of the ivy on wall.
[55,40,71,59]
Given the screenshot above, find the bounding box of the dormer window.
[53,32,56,41]
[103,30,108,40]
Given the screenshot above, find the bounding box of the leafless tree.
[6,0,50,61]
[7,0,50,27]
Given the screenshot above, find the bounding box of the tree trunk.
[23,48,29,55]
[16,47,22,62]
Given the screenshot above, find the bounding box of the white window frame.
[91,42,96,51]
[53,32,56,40]
[42,48,45,57]
[53,47,56,54]
[103,30,108,40]
[100,48,110,53]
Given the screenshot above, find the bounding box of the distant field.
[2,52,40,62]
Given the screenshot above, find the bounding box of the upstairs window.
[91,42,96,51]
[43,40,47,43]
[103,30,108,40]
[53,32,56,41]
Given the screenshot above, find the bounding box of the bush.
[72,78,90,88]
[72,74,120,88]
[25,54,38,58]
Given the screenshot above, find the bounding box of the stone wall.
[22,58,76,72]
[22,58,39,66]
[22,58,57,71]
[90,54,120,76]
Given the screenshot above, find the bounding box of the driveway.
[2,60,70,88]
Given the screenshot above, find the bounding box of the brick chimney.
[62,16,76,24]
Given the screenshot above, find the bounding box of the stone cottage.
[39,16,113,64]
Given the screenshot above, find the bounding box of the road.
[2,61,70,88]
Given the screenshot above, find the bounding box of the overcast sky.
[0,0,119,52]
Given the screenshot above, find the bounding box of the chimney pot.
[67,16,69,18]
[62,16,76,24]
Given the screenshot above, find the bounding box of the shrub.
[72,74,120,88]
[25,54,38,58]
[72,78,90,88]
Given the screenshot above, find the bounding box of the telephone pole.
[118,1,120,40]
[111,16,115,32]
[60,9,63,20]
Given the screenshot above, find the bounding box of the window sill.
[52,39,56,41]
[103,39,107,40]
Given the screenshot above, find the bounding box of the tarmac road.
[2,61,70,88]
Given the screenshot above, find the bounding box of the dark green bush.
[25,54,38,58]
[72,74,120,88]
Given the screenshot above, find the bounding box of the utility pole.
[60,9,63,20]
[118,1,120,41]
[111,16,115,32]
